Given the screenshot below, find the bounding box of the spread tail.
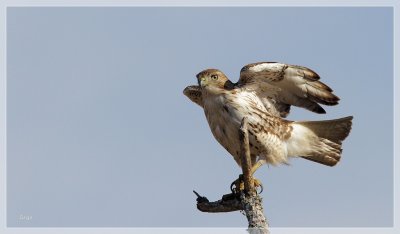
[287,116,353,166]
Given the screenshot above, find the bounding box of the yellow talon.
[230,175,263,194]
[252,178,262,189]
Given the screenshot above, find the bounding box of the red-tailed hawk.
[184,62,353,175]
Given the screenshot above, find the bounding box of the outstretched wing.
[238,62,339,115]
[183,85,203,107]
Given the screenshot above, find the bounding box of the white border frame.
[0,1,398,234]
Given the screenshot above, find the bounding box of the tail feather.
[297,116,353,143]
[302,154,338,166]
[301,138,342,166]
[289,116,353,167]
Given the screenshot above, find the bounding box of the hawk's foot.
[230,174,263,194]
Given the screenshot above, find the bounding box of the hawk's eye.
[211,74,218,80]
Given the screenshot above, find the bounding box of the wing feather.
[238,62,339,115]
[183,85,203,107]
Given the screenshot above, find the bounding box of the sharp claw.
[252,178,263,194]
[230,174,246,194]
[230,181,236,193]
[258,183,264,194]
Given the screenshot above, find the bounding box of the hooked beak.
[198,77,207,87]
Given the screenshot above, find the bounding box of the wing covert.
[238,62,339,115]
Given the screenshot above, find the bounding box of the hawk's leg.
[250,159,267,175]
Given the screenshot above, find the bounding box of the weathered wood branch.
[194,191,242,212]
[194,117,269,233]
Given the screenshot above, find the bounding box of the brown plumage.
[184,62,353,170]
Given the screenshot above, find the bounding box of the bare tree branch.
[194,191,242,213]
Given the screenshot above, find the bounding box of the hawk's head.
[196,69,230,90]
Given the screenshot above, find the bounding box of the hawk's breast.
[202,89,268,165]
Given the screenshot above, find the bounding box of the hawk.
[183,62,353,180]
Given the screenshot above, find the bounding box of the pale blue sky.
[7,7,393,227]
